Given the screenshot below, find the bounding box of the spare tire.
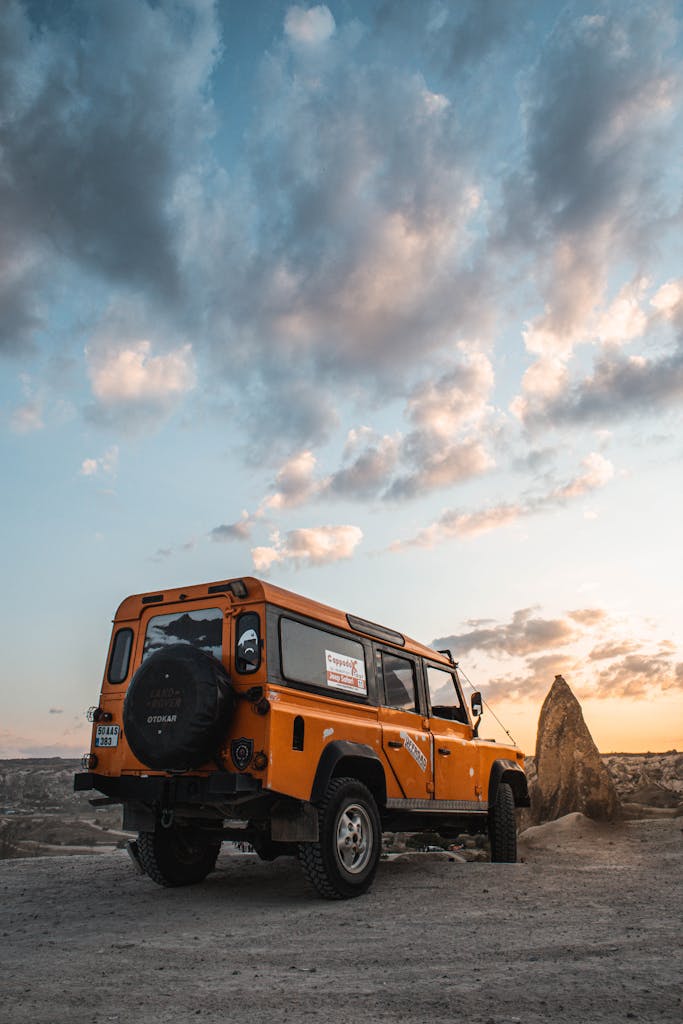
[123,644,236,771]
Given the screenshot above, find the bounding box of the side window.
[426,665,466,722]
[108,628,133,684]
[235,612,261,673]
[381,652,419,713]
[142,607,223,662]
[280,618,368,697]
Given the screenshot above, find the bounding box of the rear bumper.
[74,770,261,804]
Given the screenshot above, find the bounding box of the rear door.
[377,648,432,800]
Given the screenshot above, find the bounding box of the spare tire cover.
[123,643,236,771]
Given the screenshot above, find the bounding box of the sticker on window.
[325,650,367,695]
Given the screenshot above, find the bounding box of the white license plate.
[95,724,120,748]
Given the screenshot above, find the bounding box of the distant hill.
[0,758,87,814]
[1,752,681,860]
[601,751,683,805]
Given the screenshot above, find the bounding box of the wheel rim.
[335,802,373,875]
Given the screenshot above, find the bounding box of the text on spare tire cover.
[145,686,183,724]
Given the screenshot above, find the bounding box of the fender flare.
[310,740,387,807]
[488,758,530,808]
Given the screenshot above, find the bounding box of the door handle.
[388,740,403,749]
[438,747,451,756]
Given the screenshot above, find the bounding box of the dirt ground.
[1,815,681,1024]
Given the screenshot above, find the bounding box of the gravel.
[1,815,681,1024]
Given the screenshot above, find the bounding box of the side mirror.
[471,691,483,718]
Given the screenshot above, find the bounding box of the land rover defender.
[75,577,528,899]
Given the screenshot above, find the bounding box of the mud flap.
[270,800,319,842]
[122,801,156,833]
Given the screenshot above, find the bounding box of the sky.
[1,0,682,760]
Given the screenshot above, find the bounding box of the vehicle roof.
[115,575,450,664]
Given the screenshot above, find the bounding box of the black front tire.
[137,825,221,886]
[488,781,517,862]
[298,777,381,900]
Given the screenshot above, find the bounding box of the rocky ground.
[1,813,681,1024]
[1,755,682,1022]
[2,752,681,859]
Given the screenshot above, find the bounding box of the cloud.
[9,397,43,434]
[209,512,254,543]
[374,0,528,76]
[594,653,682,698]
[80,445,119,477]
[260,348,496,506]
[513,275,683,428]
[325,351,496,503]
[589,641,639,661]
[84,302,196,430]
[192,10,498,451]
[503,6,682,429]
[385,350,496,500]
[0,0,221,356]
[547,451,614,501]
[394,452,614,549]
[325,430,401,501]
[512,6,678,241]
[433,607,580,659]
[433,603,682,703]
[87,341,195,404]
[4,0,682,469]
[219,345,497,526]
[252,524,362,572]
[262,451,319,510]
[284,5,335,46]
[485,652,581,703]
[386,440,494,503]
[520,344,683,428]
[651,278,683,319]
[48,708,63,715]
[568,609,608,627]
[149,538,196,562]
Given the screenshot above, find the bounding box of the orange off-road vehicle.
[75,577,528,899]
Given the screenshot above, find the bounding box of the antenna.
[457,663,517,747]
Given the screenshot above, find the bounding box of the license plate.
[95,724,120,748]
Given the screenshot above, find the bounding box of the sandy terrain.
[1,813,681,1024]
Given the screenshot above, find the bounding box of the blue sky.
[1,0,682,757]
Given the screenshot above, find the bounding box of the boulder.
[531,675,621,824]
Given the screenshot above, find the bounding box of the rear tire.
[298,777,381,900]
[137,825,221,886]
[488,781,517,862]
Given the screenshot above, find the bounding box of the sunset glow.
[1,1,682,758]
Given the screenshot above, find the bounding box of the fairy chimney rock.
[532,675,621,824]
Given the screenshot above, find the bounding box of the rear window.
[108,628,133,684]
[280,617,368,697]
[142,607,223,662]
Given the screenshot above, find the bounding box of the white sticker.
[325,650,367,695]
[399,731,428,772]
[323,727,334,741]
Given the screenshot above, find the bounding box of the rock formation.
[531,675,621,824]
